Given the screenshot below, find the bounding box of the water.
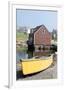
[16,50,34,63]
[16,50,34,71]
[16,50,53,71]
[16,51,28,63]
[16,50,52,63]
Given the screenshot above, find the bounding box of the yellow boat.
[18,55,53,75]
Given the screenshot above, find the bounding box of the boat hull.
[19,56,53,75]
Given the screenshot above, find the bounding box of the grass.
[16,32,28,41]
[16,32,28,52]
[16,47,27,52]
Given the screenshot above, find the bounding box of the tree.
[52,29,57,41]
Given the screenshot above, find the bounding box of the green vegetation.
[50,44,57,53]
[16,32,28,52]
[16,47,27,52]
[16,32,28,41]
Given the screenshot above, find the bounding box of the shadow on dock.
[16,61,55,80]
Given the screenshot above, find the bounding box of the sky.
[16,9,57,32]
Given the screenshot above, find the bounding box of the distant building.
[27,28,30,34]
[27,25,52,50]
[16,26,28,33]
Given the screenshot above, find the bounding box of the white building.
[27,28,30,34]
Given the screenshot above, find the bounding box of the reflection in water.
[16,50,52,62]
[27,50,33,59]
[16,51,28,63]
[16,50,53,71]
[16,50,33,62]
[33,51,51,57]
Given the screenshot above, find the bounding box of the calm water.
[16,50,53,71]
[16,51,28,63]
[16,50,34,62]
[16,50,52,63]
[16,50,34,71]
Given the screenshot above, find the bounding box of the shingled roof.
[30,24,48,34]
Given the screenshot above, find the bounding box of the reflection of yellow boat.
[18,55,53,75]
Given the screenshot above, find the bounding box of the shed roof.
[31,24,48,34]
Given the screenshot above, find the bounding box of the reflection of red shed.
[34,25,52,46]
